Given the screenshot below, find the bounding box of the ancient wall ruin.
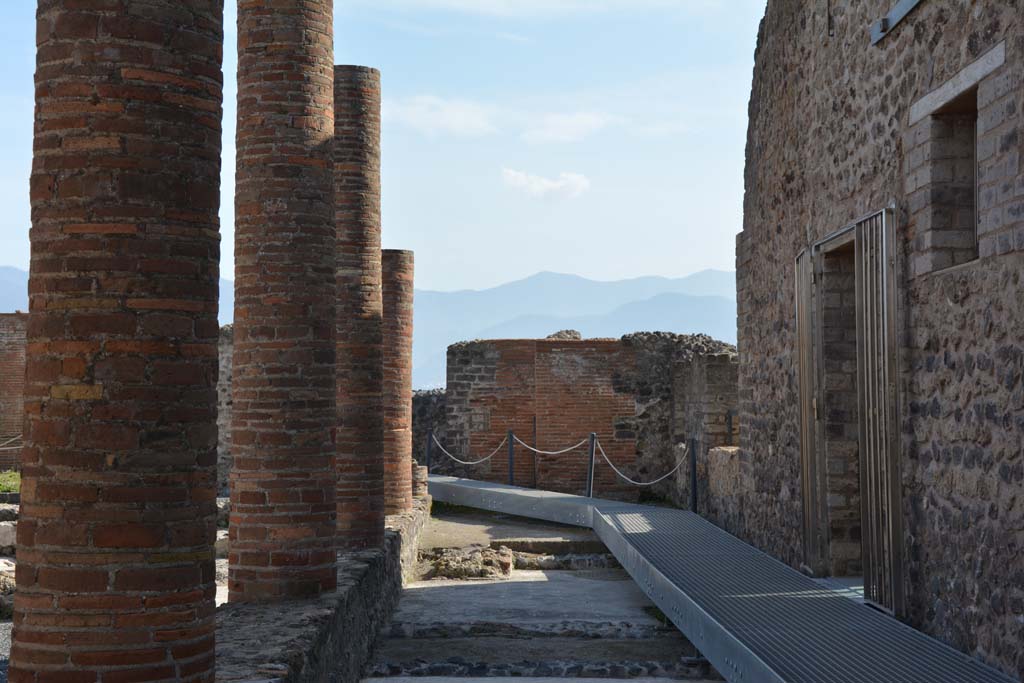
[737,1,1023,676]
[432,333,736,501]
[0,314,25,471]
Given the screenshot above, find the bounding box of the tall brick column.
[334,66,385,549]
[12,3,223,681]
[230,0,337,601]
[382,250,415,515]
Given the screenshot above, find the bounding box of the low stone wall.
[215,496,431,683]
[701,447,754,540]
[412,389,454,473]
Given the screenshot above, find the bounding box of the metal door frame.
[795,208,904,615]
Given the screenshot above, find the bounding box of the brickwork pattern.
[230,0,338,602]
[820,250,861,577]
[444,339,642,499]
[906,114,979,275]
[217,325,233,495]
[334,66,385,549]
[535,341,637,498]
[738,2,1023,676]
[0,314,26,470]
[671,353,740,510]
[12,2,224,680]
[444,340,538,488]
[382,250,414,515]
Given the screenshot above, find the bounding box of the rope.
[0,436,19,449]
[432,433,508,466]
[512,434,589,456]
[595,439,684,487]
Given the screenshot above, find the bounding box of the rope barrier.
[512,434,589,456]
[595,439,684,487]
[431,433,508,466]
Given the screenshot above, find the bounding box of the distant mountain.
[413,270,736,388]
[0,266,737,390]
[414,291,736,390]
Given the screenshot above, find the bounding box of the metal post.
[508,430,515,486]
[586,433,597,498]
[689,437,698,513]
[425,428,433,474]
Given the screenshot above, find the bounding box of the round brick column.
[334,66,385,549]
[12,3,223,681]
[382,250,415,515]
[230,0,337,602]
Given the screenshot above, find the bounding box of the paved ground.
[423,504,599,551]
[367,507,718,681]
[390,569,663,631]
[0,620,10,682]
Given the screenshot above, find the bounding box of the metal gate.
[796,209,903,614]
[854,210,904,614]
[795,249,829,576]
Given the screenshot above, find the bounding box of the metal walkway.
[429,475,1019,683]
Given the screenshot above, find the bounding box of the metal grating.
[597,505,1015,683]
[429,476,1019,683]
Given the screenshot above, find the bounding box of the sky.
[0,0,766,292]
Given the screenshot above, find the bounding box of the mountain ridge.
[0,267,737,389]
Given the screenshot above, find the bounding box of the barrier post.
[508,430,515,486]
[425,428,433,473]
[689,437,699,513]
[586,433,597,498]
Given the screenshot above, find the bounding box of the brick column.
[334,66,385,549]
[230,0,337,602]
[382,250,415,515]
[12,3,223,681]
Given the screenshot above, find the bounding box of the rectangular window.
[908,88,979,275]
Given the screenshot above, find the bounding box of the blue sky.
[0,1,765,292]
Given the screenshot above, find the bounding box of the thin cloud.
[502,168,591,199]
[522,112,612,144]
[384,96,498,137]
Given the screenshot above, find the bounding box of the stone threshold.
[215,497,431,683]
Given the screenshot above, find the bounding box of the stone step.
[490,539,610,555]
[367,637,714,680]
[364,678,721,683]
[385,620,679,641]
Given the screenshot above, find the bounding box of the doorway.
[796,209,904,614]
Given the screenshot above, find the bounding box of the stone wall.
[737,1,1023,676]
[668,353,740,510]
[217,325,233,495]
[0,314,25,471]
[216,496,431,683]
[440,334,736,501]
[412,389,448,470]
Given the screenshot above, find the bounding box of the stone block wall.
[412,389,448,470]
[737,1,1023,676]
[669,353,740,511]
[0,314,25,471]
[820,249,861,577]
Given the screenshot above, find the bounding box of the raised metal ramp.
[429,475,1019,683]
